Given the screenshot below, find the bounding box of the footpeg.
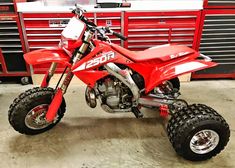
[132,107,143,118]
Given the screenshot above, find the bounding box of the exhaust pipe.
[104,63,175,108]
[104,63,139,105]
[139,96,175,107]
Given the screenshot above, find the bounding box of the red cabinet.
[22,13,74,51]
[0,0,30,78]
[125,11,201,51]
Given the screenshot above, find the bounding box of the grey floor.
[0,80,235,168]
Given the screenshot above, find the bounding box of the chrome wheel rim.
[25,104,51,130]
[190,129,219,154]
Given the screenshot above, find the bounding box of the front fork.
[41,62,58,88]
[44,31,93,122]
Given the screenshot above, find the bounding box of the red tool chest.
[124,11,202,51]
[0,0,30,78]
[22,13,74,51]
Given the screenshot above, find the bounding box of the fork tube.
[72,31,93,63]
[41,62,57,87]
[60,31,93,94]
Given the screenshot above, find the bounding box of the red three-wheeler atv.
[8,5,230,161]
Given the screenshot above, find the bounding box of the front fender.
[24,48,71,67]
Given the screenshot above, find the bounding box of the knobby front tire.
[8,87,66,135]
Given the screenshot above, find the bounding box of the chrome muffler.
[139,96,175,107]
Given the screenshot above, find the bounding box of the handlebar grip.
[79,15,97,27]
[112,31,128,41]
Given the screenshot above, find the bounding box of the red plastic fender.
[146,60,217,92]
[24,48,71,67]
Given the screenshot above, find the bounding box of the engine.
[97,77,132,109]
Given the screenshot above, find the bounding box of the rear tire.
[167,104,230,161]
[8,87,66,135]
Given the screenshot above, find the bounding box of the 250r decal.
[73,51,116,71]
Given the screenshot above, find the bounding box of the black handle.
[105,27,127,41]
[112,31,128,41]
[79,15,97,27]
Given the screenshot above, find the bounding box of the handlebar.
[111,30,128,41]
[72,4,127,41]
[80,15,97,27]
[105,27,128,41]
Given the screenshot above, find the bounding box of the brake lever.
[96,27,105,37]
[96,27,111,42]
[105,26,127,41]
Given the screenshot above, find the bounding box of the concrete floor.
[0,80,235,168]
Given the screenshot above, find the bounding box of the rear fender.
[24,48,71,67]
[146,60,217,93]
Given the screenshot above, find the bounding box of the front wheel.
[167,104,230,161]
[8,87,66,135]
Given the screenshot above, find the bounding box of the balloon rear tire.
[167,104,230,161]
